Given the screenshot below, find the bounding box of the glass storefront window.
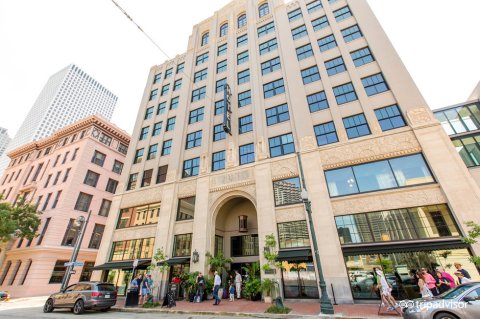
[325,154,434,197]
[109,238,155,261]
[335,204,459,245]
[173,233,192,257]
[278,220,310,249]
[344,248,479,300]
[273,177,302,206]
[215,235,224,256]
[282,260,319,298]
[116,203,160,229]
[231,234,259,257]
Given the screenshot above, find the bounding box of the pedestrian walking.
[234,270,242,299]
[140,275,150,304]
[213,271,221,305]
[375,268,398,311]
[196,272,205,302]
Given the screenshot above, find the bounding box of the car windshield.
[437,284,475,299]
[96,284,116,292]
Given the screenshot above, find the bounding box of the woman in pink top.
[421,268,438,296]
[436,267,456,289]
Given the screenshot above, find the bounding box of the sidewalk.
[113,297,402,318]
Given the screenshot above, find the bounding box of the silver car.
[402,282,480,319]
[43,282,117,315]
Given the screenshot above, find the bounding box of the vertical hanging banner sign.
[223,84,232,135]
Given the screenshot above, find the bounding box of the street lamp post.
[296,152,334,315]
[60,210,92,291]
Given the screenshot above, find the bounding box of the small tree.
[461,221,480,266]
[0,196,41,242]
[262,234,282,272]
[147,248,169,273]
[205,251,233,275]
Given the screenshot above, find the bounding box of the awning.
[276,249,312,262]
[92,259,151,270]
[341,239,469,256]
[158,257,191,266]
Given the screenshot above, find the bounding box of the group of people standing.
[130,273,153,304]
[194,270,243,305]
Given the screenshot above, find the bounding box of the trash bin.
[125,289,139,307]
[169,283,179,300]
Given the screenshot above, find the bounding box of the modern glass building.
[92,0,480,303]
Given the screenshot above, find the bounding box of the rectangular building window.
[53,155,60,167]
[106,179,118,194]
[257,21,275,37]
[149,89,158,101]
[325,56,346,76]
[318,34,337,52]
[191,86,206,102]
[238,90,251,107]
[195,52,209,65]
[52,190,62,209]
[312,15,329,31]
[139,127,149,140]
[259,38,278,55]
[32,163,43,181]
[117,143,128,155]
[61,218,84,246]
[278,220,310,248]
[147,144,158,160]
[239,115,253,134]
[164,68,173,79]
[133,148,144,164]
[176,62,184,73]
[269,133,295,158]
[296,43,313,61]
[74,192,93,212]
[217,43,227,56]
[261,57,281,75]
[144,106,154,119]
[170,96,179,110]
[141,169,153,187]
[79,262,95,282]
[237,34,248,47]
[375,104,406,131]
[176,197,196,221]
[182,157,200,178]
[152,121,162,136]
[49,260,69,284]
[333,82,358,104]
[213,124,226,141]
[153,73,162,84]
[173,79,182,91]
[291,25,307,40]
[44,174,52,188]
[212,151,225,171]
[306,0,322,13]
[314,121,338,146]
[126,173,138,191]
[194,68,208,82]
[237,51,249,65]
[216,78,227,93]
[173,233,193,257]
[341,24,363,42]
[112,160,124,175]
[343,113,371,139]
[362,73,389,96]
[217,60,227,73]
[266,104,289,126]
[307,91,329,113]
[239,143,255,165]
[231,235,259,257]
[333,6,352,21]
[99,133,112,146]
[18,259,32,285]
[41,193,52,211]
[237,69,250,85]
[99,199,112,217]
[91,151,106,167]
[37,217,51,245]
[189,107,204,124]
[301,66,321,84]
[288,8,302,21]
[71,148,79,161]
[88,224,105,249]
[156,165,168,184]
[52,171,61,185]
[273,177,302,206]
[166,117,176,131]
[109,238,155,261]
[157,102,166,115]
[161,139,172,156]
[186,131,202,149]
[350,47,375,67]
[263,78,285,98]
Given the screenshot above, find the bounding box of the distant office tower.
[0,128,11,157]
[0,64,118,176]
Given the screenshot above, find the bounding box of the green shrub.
[265,305,291,314]
[142,302,160,308]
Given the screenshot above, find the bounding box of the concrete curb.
[112,306,400,319]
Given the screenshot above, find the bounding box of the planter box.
[264,296,272,303]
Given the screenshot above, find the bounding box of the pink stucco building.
[0,115,130,297]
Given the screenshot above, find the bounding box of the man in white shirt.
[234,270,242,299]
[213,271,222,305]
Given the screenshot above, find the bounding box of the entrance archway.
[212,195,259,278]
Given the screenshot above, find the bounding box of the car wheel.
[43,299,54,313]
[73,299,85,315]
[434,312,459,319]
[99,307,111,312]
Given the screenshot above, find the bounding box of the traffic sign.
[133,259,139,268]
[64,262,74,266]
[72,262,84,267]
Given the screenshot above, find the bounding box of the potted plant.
[204,276,214,300]
[261,278,276,303]
[243,277,262,301]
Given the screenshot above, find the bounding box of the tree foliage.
[0,197,41,242]
[461,221,480,266]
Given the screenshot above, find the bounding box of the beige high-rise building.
[93,0,480,303]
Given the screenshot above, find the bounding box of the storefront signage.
[223,84,232,135]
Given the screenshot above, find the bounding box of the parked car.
[402,282,480,319]
[0,291,9,301]
[43,282,117,315]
